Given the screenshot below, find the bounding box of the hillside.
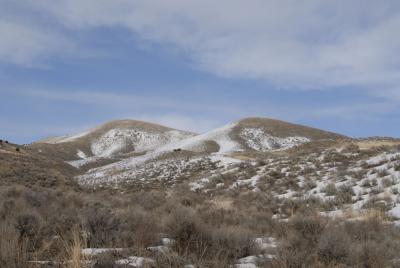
[30,119,195,169]
[0,140,77,188]
[232,117,344,151]
[2,118,400,267]
[70,117,345,186]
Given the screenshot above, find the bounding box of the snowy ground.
[73,123,313,186]
[240,128,310,151]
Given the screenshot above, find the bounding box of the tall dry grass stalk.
[0,221,28,268]
[65,226,87,268]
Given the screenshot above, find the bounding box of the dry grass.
[1,180,400,267]
[0,221,28,268]
[1,136,400,267]
[65,227,86,268]
[356,140,400,150]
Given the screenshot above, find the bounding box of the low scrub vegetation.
[1,142,400,267]
[275,213,400,267]
[0,182,399,267]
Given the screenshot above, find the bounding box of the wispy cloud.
[19,88,179,110]
[4,0,399,92]
[0,19,74,66]
[2,1,400,142]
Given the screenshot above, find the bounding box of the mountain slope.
[31,119,195,164]
[232,117,345,151]
[120,117,345,156]
[76,117,346,185]
[4,120,400,268]
[0,141,77,188]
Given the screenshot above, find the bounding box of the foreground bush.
[276,213,400,267]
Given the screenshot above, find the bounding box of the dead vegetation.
[1,138,400,267]
[1,180,400,267]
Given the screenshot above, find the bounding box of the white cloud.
[2,0,400,114]
[20,88,180,110]
[0,19,74,66]
[13,0,400,92]
[13,88,238,115]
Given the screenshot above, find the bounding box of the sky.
[1,0,400,143]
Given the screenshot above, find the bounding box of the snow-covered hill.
[9,119,400,268]
[65,117,345,185]
[30,120,195,171]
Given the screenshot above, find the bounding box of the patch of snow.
[91,128,191,157]
[78,157,216,185]
[320,210,344,218]
[190,178,210,191]
[78,123,244,184]
[366,152,400,166]
[240,128,310,151]
[147,245,169,253]
[254,237,277,250]
[158,122,241,154]
[67,156,100,168]
[162,238,175,246]
[235,263,257,268]
[231,175,260,190]
[389,204,400,218]
[115,256,155,267]
[216,182,225,188]
[210,154,241,166]
[81,248,124,256]
[88,123,238,172]
[235,256,260,268]
[77,150,87,159]
[43,130,92,144]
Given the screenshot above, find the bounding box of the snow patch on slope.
[43,130,92,144]
[109,123,240,169]
[240,128,310,151]
[67,157,100,168]
[91,129,192,157]
[170,122,240,153]
[366,152,400,166]
[77,150,87,159]
[77,123,241,184]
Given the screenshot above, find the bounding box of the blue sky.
[1,0,400,143]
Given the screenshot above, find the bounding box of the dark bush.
[277,214,327,266]
[14,213,41,239]
[394,163,400,172]
[118,208,159,247]
[335,185,354,204]
[166,206,254,263]
[317,227,350,265]
[93,253,118,268]
[352,240,388,267]
[290,215,326,247]
[84,208,121,247]
[323,183,337,196]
